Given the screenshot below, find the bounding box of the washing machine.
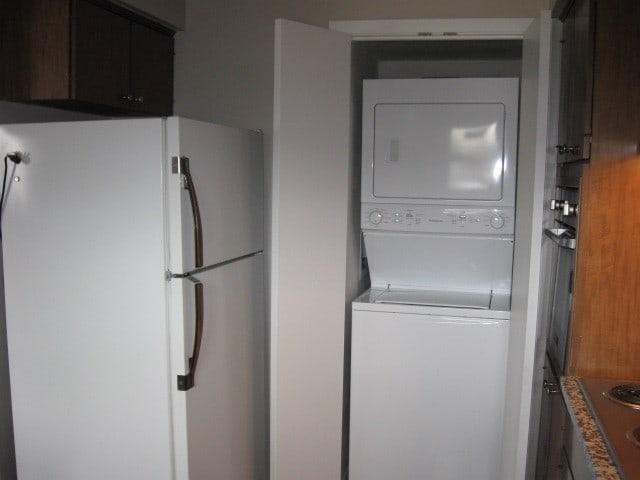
[349,77,519,479]
[349,289,510,479]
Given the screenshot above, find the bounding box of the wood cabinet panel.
[1,0,70,100]
[556,0,594,162]
[0,0,174,115]
[568,0,640,379]
[73,0,131,109]
[130,22,174,115]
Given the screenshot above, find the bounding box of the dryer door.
[373,102,506,201]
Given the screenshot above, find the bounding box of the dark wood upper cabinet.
[556,0,595,164]
[0,0,174,116]
[129,22,174,115]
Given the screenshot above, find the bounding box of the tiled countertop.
[561,376,621,480]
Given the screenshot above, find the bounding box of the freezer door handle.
[177,275,204,391]
[174,156,204,269]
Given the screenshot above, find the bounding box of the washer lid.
[352,288,511,317]
[363,230,514,293]
[375,289,491,309]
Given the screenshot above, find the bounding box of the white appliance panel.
[0,117,266,480]
[362,77,519,208]
[0,120,174,480]
[361,203,514,234]
[363,230,514,293]
[167,118,264,273]
[349,307,509,480]
[373,102,506,200]
[170,255,265,479]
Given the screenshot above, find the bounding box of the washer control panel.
[361,203,515,234]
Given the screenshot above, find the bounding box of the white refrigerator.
[0,117,266,480]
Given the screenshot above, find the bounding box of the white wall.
[328,0,550,20]
[175,0,550,131]
[174,2,551,480]
[0,102,103,124]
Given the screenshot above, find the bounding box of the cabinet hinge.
[171,156,189,174]
[582,134,592,159]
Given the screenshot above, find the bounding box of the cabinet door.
[0,0,71,101]
[556,8,573,160]
[557,0,594,162]
[568,0,593,160]
[535,357,568,480]
[130,22,174,115]
[73,0,131,110]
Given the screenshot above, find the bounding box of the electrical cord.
[0,152,22,239]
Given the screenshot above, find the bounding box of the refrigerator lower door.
[169,254,266,480]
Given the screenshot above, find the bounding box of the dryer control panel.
[362,203,515,235]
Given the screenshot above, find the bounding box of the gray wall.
[0,102,103,124]
[175,0,551,132]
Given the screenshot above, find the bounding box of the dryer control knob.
[490,215,505,229]
[369,210,383,225]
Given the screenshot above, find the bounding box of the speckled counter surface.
[561,376,621,480]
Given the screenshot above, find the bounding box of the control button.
[490,215,505,229]
[369,211,383,225]
[459,215,467,220]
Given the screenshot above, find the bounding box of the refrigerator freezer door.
[169,254,266,480]
[0,119,174,480]
[166,118,264,273]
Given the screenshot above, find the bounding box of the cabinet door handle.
[555,144,581,155]
[562,202,579,217]
[543,379,561,395]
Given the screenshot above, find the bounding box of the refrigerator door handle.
[177,275,204,391]
[174,156,204,269]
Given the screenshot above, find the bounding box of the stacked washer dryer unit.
[349,78,519,480]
